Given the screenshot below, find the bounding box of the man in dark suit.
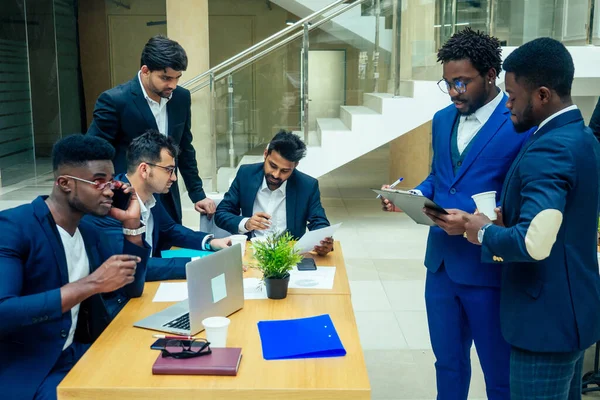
[87,35,215,224]
[85,130,231,286]
[464,38,600,399]
[0,135,149,400]
[215,130,332,256]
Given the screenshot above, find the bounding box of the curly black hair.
[52,134,115,171]
[503,37,574,99]
[437,28,502,77]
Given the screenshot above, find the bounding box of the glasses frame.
[160,339,212,359]
[437,77,476,94]
[145,162,176,177]
[61,175,116,191]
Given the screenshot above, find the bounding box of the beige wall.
[389,121,433,188]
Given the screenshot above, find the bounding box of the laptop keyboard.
[163,313,190,331]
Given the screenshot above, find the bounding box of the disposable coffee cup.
[202,316,231,348]
[230,234,247,257]
[471,191,497,221]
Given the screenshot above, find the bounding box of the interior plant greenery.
[251,231,303,280]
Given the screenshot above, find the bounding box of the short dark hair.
[140,35,188,72]
[437,28,502,77]
[52,134,115,171]
[127,130,179,172]
[503,37,574,99]
[267,130,306,163]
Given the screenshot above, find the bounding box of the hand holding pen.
[379,177,403,212]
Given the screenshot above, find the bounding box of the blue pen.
[377,177,404,199]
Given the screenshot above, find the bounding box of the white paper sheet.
[293,223,342,254]
[288,266,336,289]
[243,277,268,300]
[152,282,188,302]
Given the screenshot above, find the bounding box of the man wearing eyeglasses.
[381,29,532,399]
[0,135,150,400]
[85,130,231,288]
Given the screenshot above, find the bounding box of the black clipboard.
[373,188,447,226]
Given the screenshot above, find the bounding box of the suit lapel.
[285,174,297,236]
[440,109,457,176]
[452,97,508,185]
[245,166,264,214]
[131,76,159,130]
[33,197,69,285]
[166,97,177,139]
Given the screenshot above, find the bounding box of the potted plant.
[251,232,303,300]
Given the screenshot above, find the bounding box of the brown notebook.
[152,348,243,376]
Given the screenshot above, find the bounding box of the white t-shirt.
[57,225,90,350]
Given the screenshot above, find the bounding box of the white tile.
[354,311,408,350]
[345,258,380,281]
[350,281,391,311]
[382,280,426,311]
[395,311,431,350]
[376,259,426,281]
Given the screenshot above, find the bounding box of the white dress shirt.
[457,89,504,154]
[535,105,578,134]
[137,71,171,135]
[239,179,288,237]
[56,226,89,350]
[136,193,157,251]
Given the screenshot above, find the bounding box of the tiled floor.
[1,145,599,399]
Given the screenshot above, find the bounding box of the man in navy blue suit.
[382,29,530,399]
[86,130,231,285]
[215,130,332,256]
[0,135,150,400]
[464,38,600,399]
[88,35,216,225]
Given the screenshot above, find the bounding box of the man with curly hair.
[382,28,532,399]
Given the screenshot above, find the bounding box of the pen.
[153,334,198,340]
[376,177,404,199]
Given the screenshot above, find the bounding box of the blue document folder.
[257,314,346,360]
[160,248,213,259]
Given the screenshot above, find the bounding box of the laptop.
[134,244,245,336]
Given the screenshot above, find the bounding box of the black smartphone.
[151,338,194,350]
[111,187,132,210]
[297,258,317,271]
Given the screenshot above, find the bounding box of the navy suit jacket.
[84,174,211,282]
[87,75,205,223]
[215,163,330,239]
[482,109,600,352]
[415,95,532,287]
[0,196,150,400]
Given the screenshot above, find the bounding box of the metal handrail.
[188,0,369,94]
[181,0,360,90]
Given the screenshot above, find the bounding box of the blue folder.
[257,314,346,360]
[160,248,213,259]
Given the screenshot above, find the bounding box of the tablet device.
[372,188,447,226]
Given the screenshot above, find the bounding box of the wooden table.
[58,244,370,400]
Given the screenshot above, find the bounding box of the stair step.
[292,130,320,147]
[317,118,350,132]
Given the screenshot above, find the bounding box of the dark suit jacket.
[415,96,532,287]
[0,196,150,400]
[482,109,600,352]
[87,75,206,223]
[84,174,211,283]
[589,97,600,142]
[215,163,329,239]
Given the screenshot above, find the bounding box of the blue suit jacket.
[87,76,205,223]
[482,109,600,352]
[84,174,211,283]
[0,196,150,400]
[215,163,330,239]
[415,95,531,287]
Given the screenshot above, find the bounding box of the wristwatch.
[204,235,215,251]
[478,223,492,244]
[123,223,146,236]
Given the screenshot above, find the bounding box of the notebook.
[152,347,243,376]
[257,314,346,360]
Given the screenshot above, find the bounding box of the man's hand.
[494,207,504,227]
[313,237,334,256]
[195,198,217,220]
[87,254,141,293]
[209,237,232,250]
[380,185,402,212]
[245,212,271,231]
[423,208,468,236]
[462,213,493,245]
[109,182,140,225]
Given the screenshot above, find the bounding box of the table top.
[58,283,370,400]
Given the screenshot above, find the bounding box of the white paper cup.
[471,191,497,221]
[230,234,247,257]
[202,316,231,348]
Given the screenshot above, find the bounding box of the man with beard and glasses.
[0,135,150,400]
[463,38,600,400]
[215,130,332,256]
[380,28,532,399]
[85,130,232,288]
[88,35,216,225]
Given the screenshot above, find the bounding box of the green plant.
[251,232,303,279]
